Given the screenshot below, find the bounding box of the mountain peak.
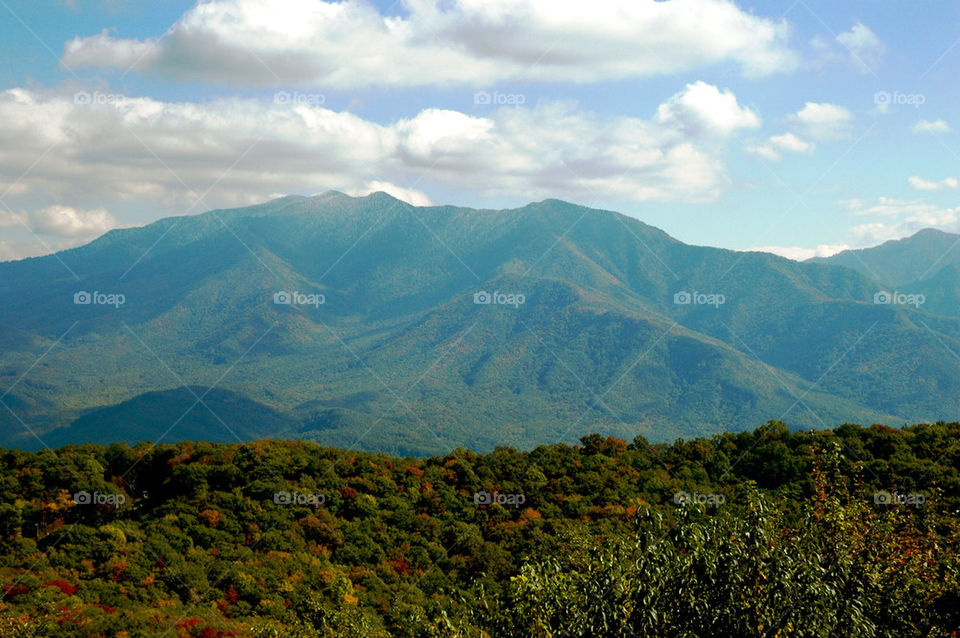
[364,190,405,204]
[909,227,956,241]
[308,190,354,201]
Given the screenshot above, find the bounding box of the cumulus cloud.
[61,0,799,88]
[655,81,760,136]
[835,21,884,73]
[908,176,958,192]
[911,119,950,134]
[0,84,757,222]
[0,205,117,262]
[792,102,853,140]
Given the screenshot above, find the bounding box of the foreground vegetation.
[1,421,959,636]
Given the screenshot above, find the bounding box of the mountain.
[2,192,960,455]
[809,228,960,286]
[43,387,302,446]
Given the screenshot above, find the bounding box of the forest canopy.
[1,421,959,637]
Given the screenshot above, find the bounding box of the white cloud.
[0,84,753,229]
[747,244,849,260]
[908,176,958,192]
[792,102,853,140]
[911,119,950,134]
[842,197,923,218]
[769,133,811,153]
[62,28,157,69]
[842,196,960,243]
[28,205,118,238]
[835,21,884,73]
[0,205,117,261]
[745,145,779,161]
[849,217,960,244]
[746,132,812,161]
[61,0,799,88]
[655,81,760,136]
[841,196,942,218]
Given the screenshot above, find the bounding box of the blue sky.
[0,0,958,261]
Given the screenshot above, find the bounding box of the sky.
[0,0,958,262]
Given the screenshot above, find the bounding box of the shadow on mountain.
[46,387,300,446]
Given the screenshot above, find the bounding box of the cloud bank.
[0,83,759,217]
[62,0,799,88]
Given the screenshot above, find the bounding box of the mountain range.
[1,192,959,456]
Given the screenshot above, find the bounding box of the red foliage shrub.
[3,584,30,597]
[44,579,79,595]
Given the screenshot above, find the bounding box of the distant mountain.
[45,387,301,446]
[2,192,960,455]
[810,228,960,286]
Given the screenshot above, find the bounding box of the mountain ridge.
[0,193,957,455]
[809,227,960,286]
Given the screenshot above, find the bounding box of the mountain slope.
[809,228,960,286]
[1,192,957,454]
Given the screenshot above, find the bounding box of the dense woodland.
[1,421,960,637]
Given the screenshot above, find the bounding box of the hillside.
[2,193,960,454]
